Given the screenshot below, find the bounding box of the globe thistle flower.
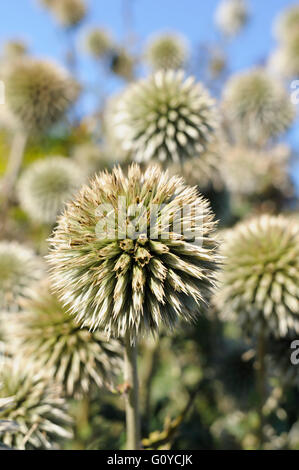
[0,242,43,313]
[269,34,299,79]
[48,164,219,340]
[110,48,135,81]
[0,359,72,449]
[216,215,299,338]
[3,58,79,135]
[144,32,189,71]
[9,284,122,397]
[112,70,218,164]
[84,27,113,59]
[220,144,293,199]
[215,0,249,37]
[274,5,299,43]
[222,68,296,145]
[48,0,87,28]
[18,156,84,225]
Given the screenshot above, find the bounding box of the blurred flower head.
[274,4,299,42]
[2,39,28,60]
[18,156,84,225]
[0,242,43,313]
[215,215,299,338]
[222,68,296,145]
[0,359,72,449]
[111,70,218,164]
[110,48,135,81]
[48,164,219,340]
[144,32,189,71]
[215,0,249,37]
[41,0,87,28]
[3,58,79,135]
[269,33,299,79]
[84,27,113,59]
[9,283,122,397]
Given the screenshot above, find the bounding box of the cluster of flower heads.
[48,164,220,341]
[8,283,122,398]
[18,156,84,225]
[270,5,299,79]
[110,70,218,164]
[2,58,79,135]
[39,0,87,28]
[0,242,43,313]
[215,215,299,338]
[144,32,189,71]
[215,0,249,37]
[0,359,72,449]
[222,68,296,145]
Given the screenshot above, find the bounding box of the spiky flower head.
[9,284,122,397]
[110,48,135,81]
[274,5,299,42]
[47,0,87,28]
[215,0,249,37]
[3,58,79,135]
[216,215,299,338]
[48,164,219,340]
[144,32,189,71]
[111,70,217,164]
[85,27,113,59]
[269,34,299,79]
[0,359,72,449]
[0,242,43,313]
[222,68,296,145]
[220,144,292,198]
[18,156,84,225]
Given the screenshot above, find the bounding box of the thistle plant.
[274,5,299,42]
[215,215,299,444]
[42,0,87,28]
[144,32,189,71]
[215,0,249,37]
[0,359,72,449]
[48,164,219,449]
[111,70,217,164]
[18,156,84,225]
[222,68,296,146]
[0,242,43,313]
[85,27,113,59]
[9,284,122,398]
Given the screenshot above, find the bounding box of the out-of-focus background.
[0,0,298,450]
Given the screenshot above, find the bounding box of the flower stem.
[124,333,141,450]
[256,323,266,448]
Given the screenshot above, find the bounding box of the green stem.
[124,333,141,450]
[256,323,266,448]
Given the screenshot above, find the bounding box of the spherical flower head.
[50,0,86,28]
[144,32,189,71]
[48,164,219,341]
[3,58,79,135]
[220,144,292,198]
[222,68,296,145]
[274,5,299,42]
[85,27,113,58]
[9,284,122,397]
[112,70,218,164]
[269,34,299,79]
[110,48,135,81]
[216,215,299,338]
[215,0,249,37]
[18,156,84,225]
[0,242,43,313]
[0,359,72,449]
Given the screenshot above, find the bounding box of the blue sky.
[0,0,298,185]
